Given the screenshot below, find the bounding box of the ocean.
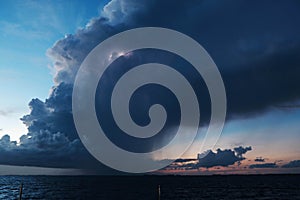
[0,175,300,199]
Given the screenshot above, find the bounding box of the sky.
[0,0,300,175]
[0,0,109,141]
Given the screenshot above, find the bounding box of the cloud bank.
[249,163,278,169]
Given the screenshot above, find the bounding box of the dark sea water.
[0,175,300,200]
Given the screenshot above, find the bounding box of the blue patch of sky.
[0,0,110,140]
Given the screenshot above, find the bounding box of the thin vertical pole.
[19,182,23,200]
[158,185,161,200]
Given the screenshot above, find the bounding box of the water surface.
[0,175,299,199]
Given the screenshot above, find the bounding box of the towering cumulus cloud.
[0,0,300,171]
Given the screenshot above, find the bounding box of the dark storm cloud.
[282,160,300,168]
[0,0,299,170]
[48,0,300,120]
[44,0,300,125]
[249,163,278,169]
[131,0,300,118]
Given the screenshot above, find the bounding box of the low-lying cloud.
[249,163,278,169]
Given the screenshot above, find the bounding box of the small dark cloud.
[249,163,278,169]
[234,146,252,159]
[282,160,300,168]
[254,157,266,162]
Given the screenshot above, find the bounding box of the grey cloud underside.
[0,0,300,170]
